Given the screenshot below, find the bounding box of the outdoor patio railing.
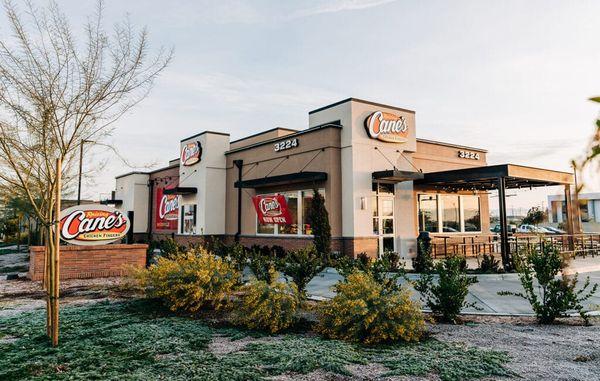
[429,233,600,259]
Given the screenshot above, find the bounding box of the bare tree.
[0,0,171,345]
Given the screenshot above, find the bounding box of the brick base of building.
[28,244,148,281]
[141,233,379,259]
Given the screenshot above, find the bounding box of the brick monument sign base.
[28,244,147,281]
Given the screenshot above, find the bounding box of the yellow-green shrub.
[133,248,239,312]
[235,271,300,333]
[316,271,425,344]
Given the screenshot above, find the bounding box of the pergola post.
[497,176,511,270]
[564,184,575,251]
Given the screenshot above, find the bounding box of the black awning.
[414,164,573,191]
[235,171,327,189]
[372,169,424,183]
[100,199,122,205]
[163,187,197,195]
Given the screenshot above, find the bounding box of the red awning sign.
[252,194,292,225]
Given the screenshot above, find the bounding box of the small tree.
[414,256,478,323]
[522,206,546,226]
[499,245,598,324]
[413,232,434,273]
[279,245,325,297]
[307,189,331,258]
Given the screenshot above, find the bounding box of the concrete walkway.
[305,266,600,316]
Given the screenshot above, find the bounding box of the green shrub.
[413,235,434,273]
[132,248,239,312]
[279,245,325,297]
[247,245,278,283]
[317,271,425,344]
[414,256,478,322]
[235,271,300,333]
[478,253,501,273]
[159,238,186,259]
[499,244,598,324]
[335,252,403,291]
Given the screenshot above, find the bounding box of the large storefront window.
[418,194,438,233]
[463,196,481,232]
[256,189,324,236]
[441,195,460,232]
[418,194,481,233]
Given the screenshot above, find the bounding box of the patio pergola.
[414,164,576,269]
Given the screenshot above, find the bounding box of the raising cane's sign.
[364,111,409,143]
[181,141,202,166]
[155,187,179,230]
[59,205,130,245]
[252,194,292,225]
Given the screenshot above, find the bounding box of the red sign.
[364,111,409,143]
[155,187,179,230]
[252,194,292,225]
[181,141,202,166]
[60,205,130,246]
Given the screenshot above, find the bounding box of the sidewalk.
[306,266,600,316]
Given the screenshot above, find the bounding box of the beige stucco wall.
[115,173,149,234]
[229,128,297,150]
[224,126,343,237]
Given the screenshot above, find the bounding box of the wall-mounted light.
[360,196,366,210]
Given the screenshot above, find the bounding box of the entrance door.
[372,182,395,257]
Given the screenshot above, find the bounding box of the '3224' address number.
[274,138,299,152]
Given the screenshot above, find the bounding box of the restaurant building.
[107,98,576,260]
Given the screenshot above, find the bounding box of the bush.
[414,256,478,322]
[159,238,186,259]
[499,244,599,324]
[335,252,403,291]
[279,245,326,297]
[247,245,278,283]
[478,253,501,273]
[317,271,425,344]
[234,271,300,333]
[413,234,434,273]
[132,248,239,312]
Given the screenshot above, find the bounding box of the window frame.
[255,189,324,237]
[417,193,482,234]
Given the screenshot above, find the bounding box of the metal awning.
[372,169,424,183]
[163,187,197,195]
[235,171,327,189]
[414,164,573,191]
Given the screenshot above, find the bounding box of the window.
[418,194,481,233]
[463,196,481,232]
[180,204,196,235]
[441,195,460,232]
[256,189,324,236]
[418,194,438,233]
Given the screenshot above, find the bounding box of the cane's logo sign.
[364,111,409,143]
[252,194,292,225]
[259,197,282,217]
[181,141,202,166]
[59,205,130,246]
[159,194,179,220]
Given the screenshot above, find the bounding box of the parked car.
[517,224,552,234]
[543,226,566,234]
[491,224,517,233]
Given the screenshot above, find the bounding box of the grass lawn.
[0,300,513,381]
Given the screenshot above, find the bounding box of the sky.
[4,0,600,212]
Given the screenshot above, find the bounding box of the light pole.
[77,140,94,205]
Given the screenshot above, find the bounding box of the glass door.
[372,183,395,257]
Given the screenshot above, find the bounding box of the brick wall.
[28,244,147,281]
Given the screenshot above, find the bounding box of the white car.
[517,224,551,234]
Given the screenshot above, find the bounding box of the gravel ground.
[1,277,599,380]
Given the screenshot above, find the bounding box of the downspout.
[233,160,244,242]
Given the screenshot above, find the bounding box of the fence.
[429,233,600,259]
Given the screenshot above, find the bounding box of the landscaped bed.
[0,299,513,381]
